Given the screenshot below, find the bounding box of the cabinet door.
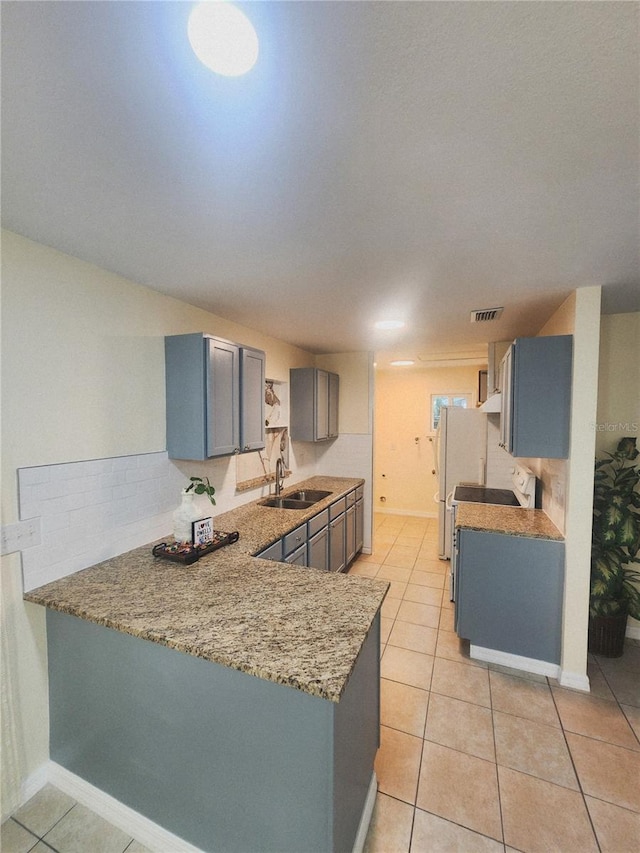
[329,512,346,573]
[285,543,307,566]
[345,505,356,566]
[456,529,564,664]
[500,336,572,459]
[256,540,283,561]
[165,333,208,460]
[328,372,339,438]
[207,338,241,457]
[308,527,329,571]
[355,498,364,554]
[240,347,265,452]
[499,346,513,452]
[315,369,329,440]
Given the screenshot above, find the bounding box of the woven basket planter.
[588,605,628,658]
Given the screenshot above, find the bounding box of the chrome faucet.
[275,457,285,496]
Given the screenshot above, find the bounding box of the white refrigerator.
[437,407,487,558]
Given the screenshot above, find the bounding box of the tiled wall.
[18,453,185,592]
[314,433,374,551]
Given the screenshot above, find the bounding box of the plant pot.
[588,605,628,658]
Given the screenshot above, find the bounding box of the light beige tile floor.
[357,512,640,853]
[1,783,150,853]
[3,511,639,852]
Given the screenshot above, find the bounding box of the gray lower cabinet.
[256,489,363,573]
[165,333,265,460]
[285,543,307,565]
[499,335,572,458]
[355,497,364,553]
[308,527,329,571]
[47,608,381,853]
[455,528,564,664]
[346,505,356,566]
[256,539,282,561]
[329,513,346,573]
[290,368,339,441]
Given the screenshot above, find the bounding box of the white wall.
[0,230,326,817]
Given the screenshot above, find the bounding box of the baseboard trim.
[375,508,437,519]
[558,669,591,692]
[352,772,377,853]
[626,623,640,641]
[23,762,375,853]
[470,645,561,679]
[47,763,202,852]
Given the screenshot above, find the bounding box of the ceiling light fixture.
[188,1,259,77]
[390,360,415,367]
[374,320,405,330]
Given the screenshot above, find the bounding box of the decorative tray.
[152,531,239,565]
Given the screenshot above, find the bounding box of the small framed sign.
[192,517,214,546]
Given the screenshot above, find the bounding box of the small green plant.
[590,436,640,618]
[185,476,216,506]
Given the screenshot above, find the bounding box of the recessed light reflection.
[374,320,405,330]
[390,360,415,366]
[188,2,259,77]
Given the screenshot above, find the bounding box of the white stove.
[452,464,536,509]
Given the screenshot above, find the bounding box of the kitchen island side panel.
[47,608,378,852]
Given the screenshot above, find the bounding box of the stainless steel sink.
[285,489,332,503]
[259,497,315,510]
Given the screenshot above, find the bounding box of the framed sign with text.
[192,517,214,546]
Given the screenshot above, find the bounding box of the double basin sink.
[259,489,332,510]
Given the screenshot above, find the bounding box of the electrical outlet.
[1,518,41,556]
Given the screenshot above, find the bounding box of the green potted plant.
[185,476,216,506]
[173,477,217,544]
[589,435,640,656]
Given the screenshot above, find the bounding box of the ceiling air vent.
[470,307,504,323]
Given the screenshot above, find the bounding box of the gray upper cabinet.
[165,333,265,460]
[499,335,573,459]
[240,346,266,452]
[289,368,339,442]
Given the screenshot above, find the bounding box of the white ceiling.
[2,1,638,365]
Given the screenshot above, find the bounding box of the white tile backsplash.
[18,452,184,592]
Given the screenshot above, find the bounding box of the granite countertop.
[455,502,564,541]
[24,476,388,703]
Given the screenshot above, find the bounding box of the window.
[431,394,472,431]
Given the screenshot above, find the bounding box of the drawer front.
[329,497,346,520]
[308,508,329,537]
[355,484,364,501]
[346,489,357,508]
[256,540,282,561]
[283,523,307,557]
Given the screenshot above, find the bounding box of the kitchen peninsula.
[25,477,388,853]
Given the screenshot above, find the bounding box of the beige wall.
[0,230,319,816]
[596,313,640,455]
[596,312,640,635]
[374,365,481,515]
[316,352,372,435]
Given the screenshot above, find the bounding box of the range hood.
[481,392,502,413]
